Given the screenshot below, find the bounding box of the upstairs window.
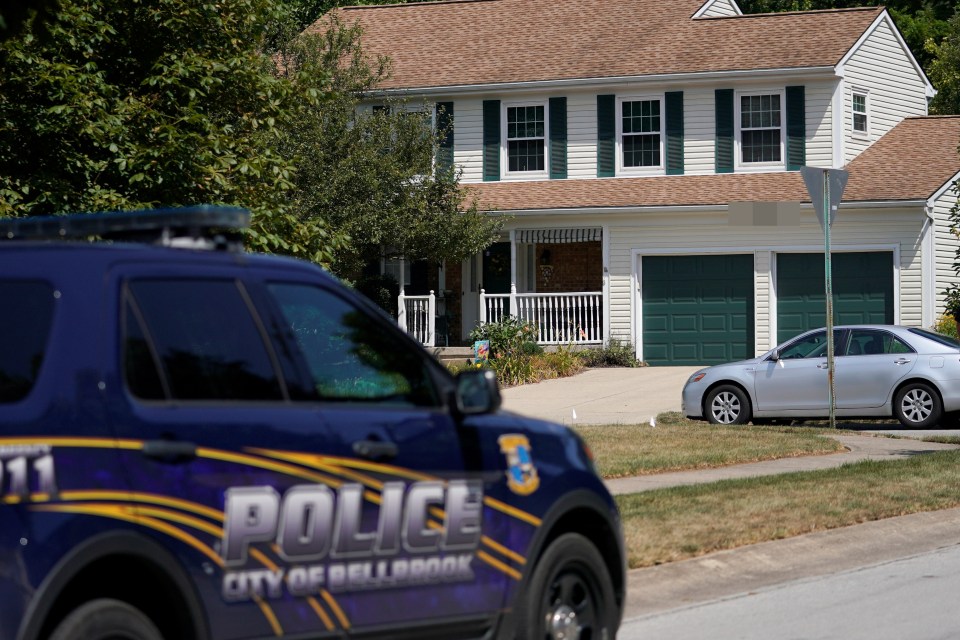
[619,97,662,172]
[852,91,868,135]
[738,92,783,166]
[505,103,546,175]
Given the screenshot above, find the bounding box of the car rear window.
[908,327,960,349]
[0,281,56,403]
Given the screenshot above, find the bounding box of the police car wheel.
[518,533,616,640]
[49,598,162,640]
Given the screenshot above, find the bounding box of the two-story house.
[310,0,960,366]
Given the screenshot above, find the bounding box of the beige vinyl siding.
[568,92,598,179]
[455,98,484,182]
[683,87,717,175]
[697,0,740,17]
[842,18,928,164]
[933,184,960,318]
[804,81,835,168]
[755,250,771,354]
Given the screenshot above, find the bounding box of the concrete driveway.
[500,366,701,425]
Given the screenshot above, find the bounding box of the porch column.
[509,229,518,317]
[602,224,610,346]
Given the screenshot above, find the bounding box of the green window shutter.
[786,85,806,171]
[549,97,567,180]
[665,91,684,176]
[483,100,500,182]
[715,89,734,174]
[435,102,454,171]
[597,94,615,177]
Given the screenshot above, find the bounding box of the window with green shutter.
[482,100,500,182]
[785,85,806,171]
[435,102,454,171]
[549,97,567,179]
[665,91,684,175]
[597,94,615,177]
[715,89,734,173]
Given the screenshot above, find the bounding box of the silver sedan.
[681,325,960,428]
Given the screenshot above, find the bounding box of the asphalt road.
[620,543,960,640]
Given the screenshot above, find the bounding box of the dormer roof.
[307,0,884,91]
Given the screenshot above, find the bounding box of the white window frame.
[501,100,549,180]
[851,89,869,138]
[735,89,785,172]
[616,94,665,176]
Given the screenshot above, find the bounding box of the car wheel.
[705,385,751,425]
[515,533,617,640]
[49,599,162,640]
[893,382,942,429]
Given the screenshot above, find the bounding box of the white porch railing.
[480,290,603,344]
[398,290,436,347]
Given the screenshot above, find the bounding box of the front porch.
[397,227,607,347]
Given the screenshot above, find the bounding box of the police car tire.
[517,532,616,640]
[49,598,163,640]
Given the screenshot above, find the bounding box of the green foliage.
[0,0,346,265]
[469,317,539,386]
[926,10,960,114]
[578,339,641,368]
[276,15,502,279]
[353,272,399,313]
[932,312,958,339]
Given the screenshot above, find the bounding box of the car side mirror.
[769,349,781,362]
[455,369,502,415]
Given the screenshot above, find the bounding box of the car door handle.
[894,358,912,365]
[817,363,830,369]
[353,440,398,461]
[142,440,197,463]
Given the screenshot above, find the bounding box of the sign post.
[801,167,848,429]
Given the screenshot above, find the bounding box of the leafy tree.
[926,10,960,114]
[275,14,502,279]
[0,0,345,264]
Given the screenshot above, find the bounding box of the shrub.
[470,317,541,386]
[578,339,641,368]
[933,313,959,339]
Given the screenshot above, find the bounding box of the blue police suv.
[0,207,624,640]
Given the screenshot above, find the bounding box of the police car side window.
[267,283,438,407]
[124,279,284,401]
[0,281,56,403]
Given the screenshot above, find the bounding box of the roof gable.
[309,1,883,91]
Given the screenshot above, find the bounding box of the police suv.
[0,208,624,640]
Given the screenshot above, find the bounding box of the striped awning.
[515,227,602,244]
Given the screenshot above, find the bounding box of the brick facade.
[535,242,602,293]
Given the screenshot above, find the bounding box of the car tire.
[893,382,942,429]
[705,385,752,425]
[515,533,617,640]
[49,599,162,640]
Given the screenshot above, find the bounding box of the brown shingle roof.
[463,116,960,212]
[309,1,883,90]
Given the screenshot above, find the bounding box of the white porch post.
[602,224,610,346]
[509,230,518,317]
[479,289,487,324]
[427,290,436,347]
[397,283,407,333]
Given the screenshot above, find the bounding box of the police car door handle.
[143,440,198,463]
[352,440,398,461]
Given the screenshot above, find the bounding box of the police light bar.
[0,206,251,249]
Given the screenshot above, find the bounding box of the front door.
[481,242,511,294]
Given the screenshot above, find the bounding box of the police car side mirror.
[455,369,502,415]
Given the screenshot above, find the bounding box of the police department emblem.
[498,434,540,495]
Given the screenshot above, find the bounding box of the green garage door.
[777,252,894,344]
[642,255,754,366]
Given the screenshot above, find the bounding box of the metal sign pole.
[823,172,837,430]
[802,166,846,430]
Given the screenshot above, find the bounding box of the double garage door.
[641,252,893,366]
